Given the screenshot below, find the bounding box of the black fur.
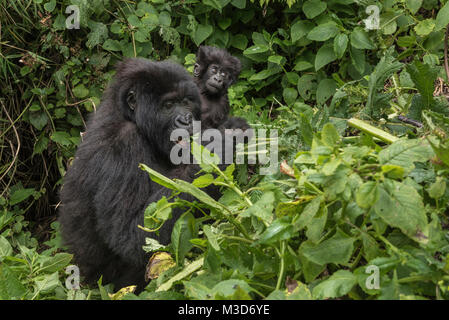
[58,58,206,291]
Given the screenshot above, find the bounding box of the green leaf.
[406,61,437,108]
[350,27,375,50]
[302,0,327,19]
[293,196,322,231]
[374,179,429,243]
[405,0,422,14]
[428,177,446,199]
[231,34,248,50]
[334,33,348,59]
[355,181,379,209]
[29,111,48,131]
[0,264,26,299]
[300,228,355,265]
[171,212,197,264]
[316,79,337,105]
[282,87,298,106]
[10,188,35,206]
[140,164,180,191]
[291,21,314,42]
[211,279,253,299]
[72,84,89,98]
[315,43,337,71]
[414,19,435,36]
[192,174,215,188]
[307,22,339,41]
[203,225,220,251]
[193,24,213,46]
[34,272,60,294]
[312,270,357,299]
[436,1,449,31]
[50,131,72,147]
[379,139,434,171]
[39,253,73,273]
[257,216,294,244]
[86,21,108,48]
[44,0,56,12]
[0,236,12,258]
[102,39,121,51]
[240,191,275,224]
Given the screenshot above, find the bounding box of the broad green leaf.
[300,228,355,265]
[34,272,60,294]
[355,181,378,209]
[0,236,12,258]
[291,21,314,42]
[283,87,298,106]
[315,43,337,71]
[334,33,348,59]
[350,27,375,50]
[293,196,322,231]
[302,0,327,19]
[307,22,339,41]
[203,225,220,251]
[192,174,215,188]
[39,253,73,273]
[171,211,197,264]
[29,111,48,131]
[10,188,35,206]
[0,264,26,299]
[378,139,434,170]
[374,180,429,243]
[231,34,248,50]
[406,61,437,108]
[243,44,270,55]
[428,177,446,199]
[436,1,449,31]
[257,216,294,244]
[316,79,337,106]
[312,270,357,299]
[212,279,253,299]
[193,24,213,46]
[405,0,422,14]
[240,191,275,223]
[72,84,89,98]
[321,123,339,147]
[414,19,435,36]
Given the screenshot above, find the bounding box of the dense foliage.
[1,0,449,300]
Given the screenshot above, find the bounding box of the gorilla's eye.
[127,90,137,111]
[164,101,174,108]
[210,66,218,74]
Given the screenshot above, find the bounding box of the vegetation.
[1,0,449,300]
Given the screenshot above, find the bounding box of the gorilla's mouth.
[206,82,221,92]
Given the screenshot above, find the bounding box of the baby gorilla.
[59,58,206,291]
[193,46,249,131]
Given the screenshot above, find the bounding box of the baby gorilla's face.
[204,64,230,95]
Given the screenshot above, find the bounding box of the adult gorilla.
[58,58,206,291]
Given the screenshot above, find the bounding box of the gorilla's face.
[203,64,231,95]
[114,59,201,159]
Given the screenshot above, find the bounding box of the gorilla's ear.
[126,89,137,111]
[193,63,201,77]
